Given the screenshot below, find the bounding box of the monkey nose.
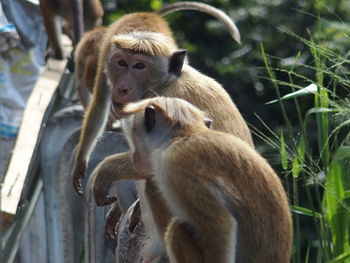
[117,88,129,99]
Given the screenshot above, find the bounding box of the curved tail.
[158,1,241,44]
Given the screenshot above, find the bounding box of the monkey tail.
[158,1,241,44]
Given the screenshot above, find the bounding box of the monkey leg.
[105,202,122,239]
[39,3,64,59]
[167,172,237,263]
[165,220,203,263]
[91,151,147,206]
[144,180,172,237]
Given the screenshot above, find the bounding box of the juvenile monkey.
[120,97,293,263]
[72,1,246,195]
[39,0,103,59]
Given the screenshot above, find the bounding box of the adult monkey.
[72,1,244,195]
[73,1,240,109]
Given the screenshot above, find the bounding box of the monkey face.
[106,49,169,118]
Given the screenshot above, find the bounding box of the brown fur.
[88,38,254,203]
[74,26,107,108]
[70,7,250,261]
[75,26,107,93]
[72,14,178,195]
[111,31,176,57]
[73,1,242,108]
[122,97,293,263]
[81,32,253,260]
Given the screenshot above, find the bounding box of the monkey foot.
[72,161,87,196]
[105,204,122,239]
[128,200,141,233]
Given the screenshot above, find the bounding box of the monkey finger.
[73,180,84,195]
[72,161,87,195]
[93,181,116,206]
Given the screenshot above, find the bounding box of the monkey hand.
[91,159,118,206]
[72,160,87,196]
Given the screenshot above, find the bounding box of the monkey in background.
[120,97,293,263]
[39,0,103,59]
[74,26,107,109]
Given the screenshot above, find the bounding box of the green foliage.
[261,23,350,263]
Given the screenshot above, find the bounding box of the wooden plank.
[1,58,67,215]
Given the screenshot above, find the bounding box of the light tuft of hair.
[123,97,208,130]
[111,31,176,57]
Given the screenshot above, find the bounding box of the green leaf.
[324,161,350,255]
[280,131,288,170]
[291,136,305,178]
[266,83,317,104]
[292,158,301,178]
[306,107,335,117]
[297,136,306,161]
[328,251,350,263]
[291,205,321,218]
[332,146,350,163]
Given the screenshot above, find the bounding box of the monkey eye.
[118,60,128,67]
[133,62,146,70]
[204,118,213,128]
[144,106,156,133]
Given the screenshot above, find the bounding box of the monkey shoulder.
[167,66,233,104]
[165,131,275,180]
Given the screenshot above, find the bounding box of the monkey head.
[105,32,187,118]
[120,97,212,173]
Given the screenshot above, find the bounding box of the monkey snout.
[118,87,128,95]
[112,101,124,110]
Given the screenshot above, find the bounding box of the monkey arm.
[71,76,111,195]
[75,81,92,110]
[91,151,148,206]
[144,180,172,236]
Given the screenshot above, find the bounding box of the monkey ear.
[204,118,213,129]
[144,105,156,133]
[169,50,187,76]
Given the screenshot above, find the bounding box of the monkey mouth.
[111,101,125,118]
[113,102,124,109]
